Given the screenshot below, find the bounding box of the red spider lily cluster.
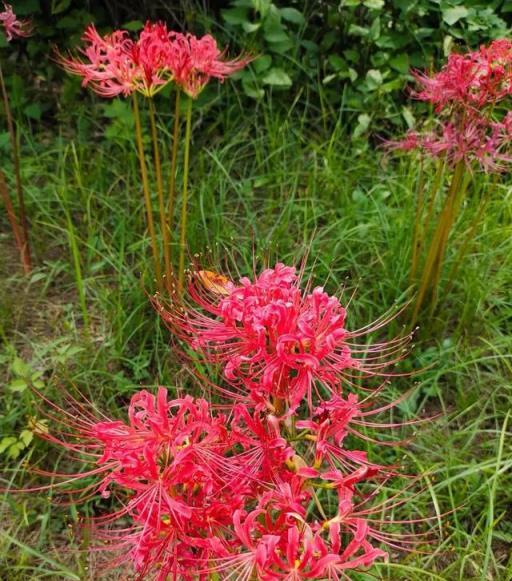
[0,2,32,41]
[388,39,512,171]
[30,264,422,580]
[59,22,250,98]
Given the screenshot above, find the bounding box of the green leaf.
[389,53,409,74]
[20,430,34,447]
[328,55,346,71]
[401,106,415,128]
[365,69,383,90]
[442,6,469,26]
[12,357,30,378]
[353,113,371,138]
[0,437,17,454]
[280,7,305,24]
[8,379,28,393]
[348,24,369,38]
[8,442,25,459]
[242,78,265,99]
[24,103,42,120]
[364,0,384,9]
[262,68,292,87]
[123,20,144,31]
[51,0,71,14]
[222,7,249,26]
[263,25,290,44]
[253,55,272,74]
[242,21,262,33]
[30,272,46,283]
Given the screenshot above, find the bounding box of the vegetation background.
[1,0,511,579]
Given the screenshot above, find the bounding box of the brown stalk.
[0,60,31,272]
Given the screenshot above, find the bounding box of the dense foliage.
[2,0,512,135]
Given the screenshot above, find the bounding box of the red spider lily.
[156,263,410,414]
[13,261,430,579]
[412,39,512,111]
[16,370,426,580]
[167,32,251,98]
[386,115,512,172]
[0,2,32,41]
[58,22,174,98]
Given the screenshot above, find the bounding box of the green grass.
[1,90,511,580]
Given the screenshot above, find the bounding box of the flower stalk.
[132,92,162,291]
[0,58,31,273]
[177,95,193,294]
[167,89,181,278]
[148,97,172,288]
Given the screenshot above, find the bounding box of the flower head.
[167,32,251,98]
[388,39,512,172]
[412,39,512,112]
[158,263,408,414]
[58,22,174,98]
[0,2,32,41]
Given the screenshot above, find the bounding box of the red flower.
[158,263,408,414]
[388,40,512,172]
[167,32,251,98]
[58,22,174,98]
[412,39,512,111]
[0,2,32,41]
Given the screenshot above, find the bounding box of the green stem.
[441,178,494,301]
[411,160,465,327]
[148,98,172,289]
[0,59,31,272]
[409,158,425,286]
[132,93,162,291]
[177,96,193,294]
[168,89,181,285]
[428,170,471,315]
[410,159,445,284]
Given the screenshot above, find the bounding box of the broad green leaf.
[401,106,415,128]
[353,113,371,138]
[123,20,144,31]
[20,430,34,447]
[364,0,384,9]
[443,35,454,56]
[0,437,17,454]
[328,55,346,71]
[24,103,42,120]
[222,7,249,25]
[280,7,305,24]
[12,357,30,378]
[253,55,272,74]
[242,79,265,99]
[262,68,292,87]
[442,6,469,26]
[242,21,262,33]
[389,53,409,74]
[9,378,28,392]
[365,69,383,90]
[348,24,369,37]
[51,0,72,14]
